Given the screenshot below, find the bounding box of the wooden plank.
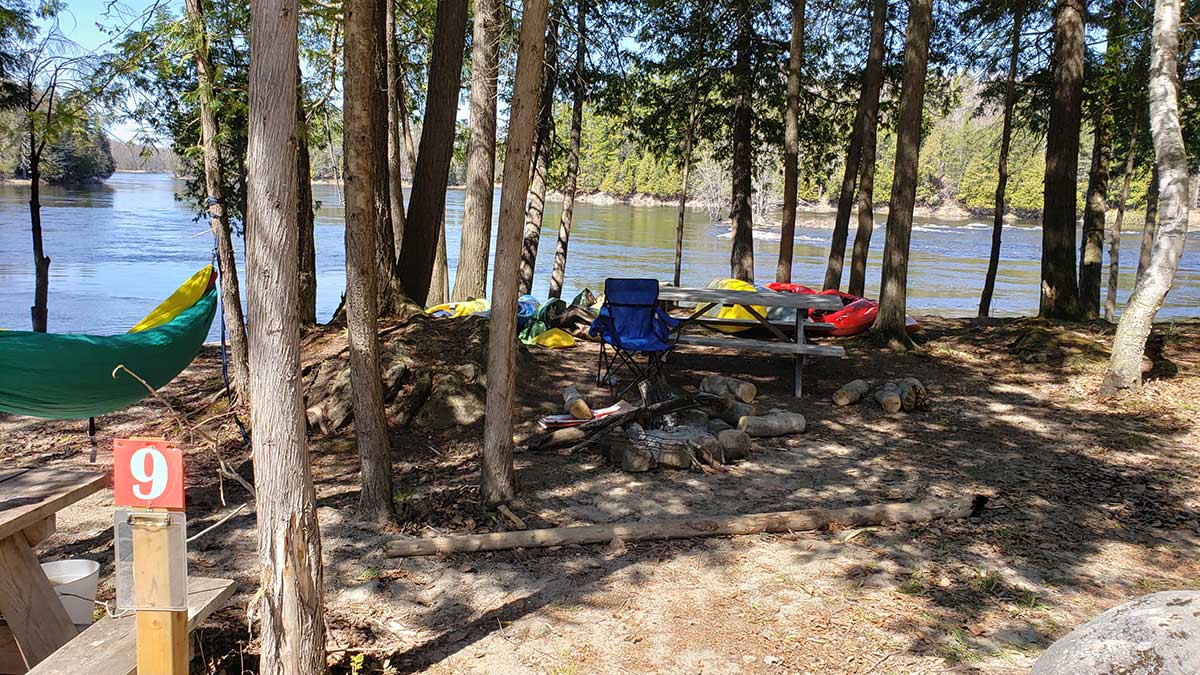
[0,472,29,488]
[26,577,236,675]
[20,518,54,548]
[131,513,187,675]
[690,316,836,331]
[0,622,24,674]
[658,286,844,311]
[0,534,77,670]
[0,471,107,541]
[676,334,845,358]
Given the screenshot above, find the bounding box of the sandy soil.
[3,317,1198,674]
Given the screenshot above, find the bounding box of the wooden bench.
[689,316,836,333]
[21,576,236,675]
[675,334,845,398]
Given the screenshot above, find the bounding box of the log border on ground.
[384,494,988,556]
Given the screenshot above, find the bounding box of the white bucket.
[41,559,101,625]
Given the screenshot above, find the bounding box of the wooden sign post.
[113,438,188,675]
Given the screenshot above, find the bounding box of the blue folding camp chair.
[589,278,681,400]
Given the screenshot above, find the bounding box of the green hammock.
[0,266,219,420]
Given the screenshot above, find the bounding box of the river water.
[2,172,1198,340]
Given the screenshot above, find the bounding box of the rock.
[668,408,710,428]
[1031,591,1200,675]
[620,446,655,472]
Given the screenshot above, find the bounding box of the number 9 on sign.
[113,438,185,509]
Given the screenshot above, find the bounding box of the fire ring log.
[384,495,988,557]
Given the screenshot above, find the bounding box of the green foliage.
[41,122,114,183]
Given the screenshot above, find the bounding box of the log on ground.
[384,494,988,556]
[832,379,870,406]
[700,375,757,403]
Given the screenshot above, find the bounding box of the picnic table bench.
[658,285,847,397]
[25,576,236,675]
[0,468,107,673]
[0,467,235,674]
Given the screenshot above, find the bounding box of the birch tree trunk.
[1106,124,1138,322]
[386,0,407,257]
[776,0,804,284]
[548,0,586,299]
[398,0,468,306]
[344,0,397,523]
[453,0,502,301]
[729,0,755,283]
[873,0,932,347]
[245,0,327,666]
[978,4,1022,317]
[518,16,559,296]
[482,0,550,505]
[186,0,250,396]
[1039,0,1086,320]
[847,0,887,299]
[1101,0,1189,395]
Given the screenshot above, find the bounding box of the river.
[2,172,1198,340]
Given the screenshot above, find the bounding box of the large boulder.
[1032,591,1200,675]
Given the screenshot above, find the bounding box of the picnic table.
[0,468,107,673]
[658,285,847,397]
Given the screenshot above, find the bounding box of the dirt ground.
[2,316,1198,675]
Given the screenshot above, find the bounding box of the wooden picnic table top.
[0,469,108,542]
[657,285,843,311]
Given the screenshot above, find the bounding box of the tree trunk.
[872,0,933,347]
[729,0,755,283]
[399,66,418,175]
[1039,0,1086,320]
[398,0,468,306]
[373,9,404,315]
[1137,165,1159,281]
[482,0,549,505]
[344,0,397,523]
[1106,123,1138,322]
[28,135,48,333]
[978,3,1023,317]
[429,214,449,305]
[185,0,250,394]
[549,0,586,299]
[674,101,697,288]
[1080,0,1128,320]
[518,15,559,296]
[453,0,502,301]
[386,0,407,257]
[245,0,327,665]
[1101,0,1189,395]
[297,73,318,327]
[776,0,804,284]
[847,0,887,299]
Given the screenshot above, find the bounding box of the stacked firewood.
[832,378,929,413]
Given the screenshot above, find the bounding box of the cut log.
[897,377,928,411]
[704,397,757,426]
[525,394,718,451]
[700,375,757,403]
[716,429,751,461]
[737,411,806,437]
[384,494,989,556]
[562,385,593,419]
[832,379,870,406]
[873,382,902,414]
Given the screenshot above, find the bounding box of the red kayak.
[765,283,921,337]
